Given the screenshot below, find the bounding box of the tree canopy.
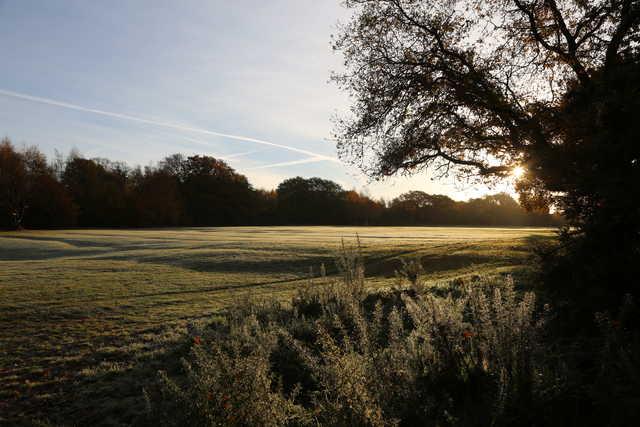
[333,0,639,212]
[333,0,640,313]
[0,140,560,229]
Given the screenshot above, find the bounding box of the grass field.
[0,226,553,425]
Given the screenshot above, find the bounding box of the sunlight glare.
[512,166,525,179]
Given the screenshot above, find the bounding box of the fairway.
[0,226,553,425]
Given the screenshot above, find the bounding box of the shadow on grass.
[1,322,197,427]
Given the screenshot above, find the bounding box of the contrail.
[0,88,338,163]
[169,133,316,168]
[178,135,267,160]
[223,149,265,160]
[247,157,328,170]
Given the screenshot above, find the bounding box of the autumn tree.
[23,172,76,228]
[277,177,346,224]
[333,0,640,310]
[0,140,75,228]
[342,190,386,224]
[131,167,184,226]
[0,139,28,228]
[252,189,278,224]
[62,156,130,226]
[174,155,254,226]
[387,191,459,224]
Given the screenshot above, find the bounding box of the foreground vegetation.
[0,226,550,425]
[145,245,640,426]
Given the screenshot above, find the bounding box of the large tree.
[277,177,346,224]
[174,155,254,226]
[131,167,185,226]
[0,139,28,228]
[0,140,75,229]
[62,156,130,227]
[333,0,638,215]
[333,0,639,309]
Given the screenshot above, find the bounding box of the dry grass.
[0,226,553,425]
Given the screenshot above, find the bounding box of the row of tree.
[0,139,561,229]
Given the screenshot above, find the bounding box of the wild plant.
[143,248,637,426]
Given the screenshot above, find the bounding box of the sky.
[0,0,516,201]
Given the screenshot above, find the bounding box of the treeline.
[0,139,561,229]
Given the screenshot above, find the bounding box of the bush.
[534,227,640,336]
[142,249,640,426]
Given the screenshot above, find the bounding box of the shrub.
[142,248,640,426]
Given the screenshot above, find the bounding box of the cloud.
[0,88,339,164]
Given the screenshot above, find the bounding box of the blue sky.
[0,0,513,200]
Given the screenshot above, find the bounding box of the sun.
[512,166,526,179]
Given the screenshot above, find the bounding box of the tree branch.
[512,0,590,82]
[605,0,639,67]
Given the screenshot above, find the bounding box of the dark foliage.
[277,177,346,224]
[62,156,131,227]
[173,155,254,226]
[130,168,185,226]
[332,0,640,320]
[386,191,556,226]
[0,139,77,228]
[0,140,561,229]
